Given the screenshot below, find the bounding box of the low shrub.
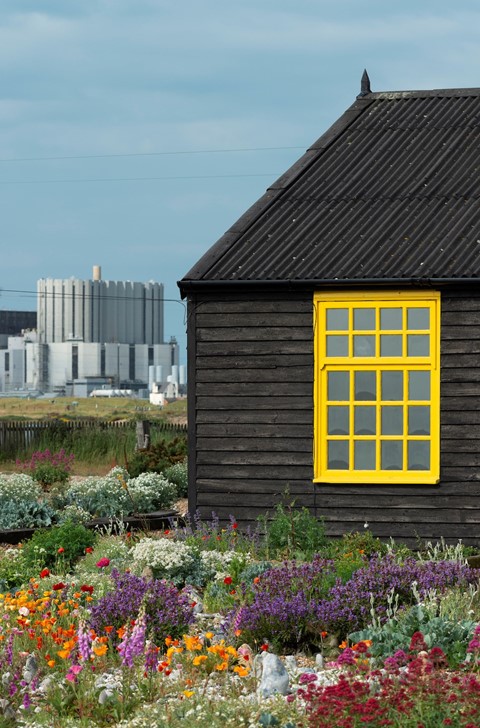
[258,502,328,560]
[126,437,187,478]
[21,520,97,571]
[16,448,74,487]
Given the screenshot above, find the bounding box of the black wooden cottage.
[178,75,480,547]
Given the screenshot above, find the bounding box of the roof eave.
[178,276,480,298]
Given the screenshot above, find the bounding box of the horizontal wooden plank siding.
[188,288,480,547]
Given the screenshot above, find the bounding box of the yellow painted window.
[313,291,440,484]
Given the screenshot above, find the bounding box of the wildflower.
[80,584,94,594]
[52,583,66,591]
[39,568,50,578]
[260,643,269,652]
[164,529,170,535]
[57,547,65,554]
[96,558,110,568]
[232,522,238,529]
[85,547,93,554]
[183,690,194,698]
[224,576,233,585]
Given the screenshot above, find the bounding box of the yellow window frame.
[313,290,440,484]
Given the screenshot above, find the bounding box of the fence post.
[135,420,150,450]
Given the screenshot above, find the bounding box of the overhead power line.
[0,172,280,185]
[0,146,305,164]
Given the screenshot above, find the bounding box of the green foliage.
[349,602,477,668]
[163,458,188,497]
[332,530,389,559]
[258,501,328,560]
[202,580,238,614]
[21,521,97,571]
[127,437,187,478]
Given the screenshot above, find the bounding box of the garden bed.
[0,508,182,545]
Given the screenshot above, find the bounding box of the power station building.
[0,266,183,396]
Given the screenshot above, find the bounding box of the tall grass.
[1,422,186,474]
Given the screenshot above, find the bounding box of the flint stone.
[258,653,290,698]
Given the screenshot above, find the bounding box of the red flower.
[96,558,110,568]
[80,584,94,594]
[85,547,93,554]
[223,576,233,585]
[164,529,170,535]
[260,643,269,652]
[52,582,66,591]
[57,547,65,554]
[232,523,238,529]
[39,568,50,578]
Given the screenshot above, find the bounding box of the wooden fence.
[0,419,187,457]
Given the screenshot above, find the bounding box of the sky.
[1,0,480,362]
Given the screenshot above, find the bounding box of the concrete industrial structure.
[0,267,184,398]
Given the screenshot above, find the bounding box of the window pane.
[354,406,376,435]
[354,441,376,470]
[381,406,403,435]
[328,441,349,470]
[408,441,430,470]
[380,308,402,330]
[353,335,375,357]
[354,371,376,401]
[353,308,375,330]
[381,440,403,470]
[407,308,430,330]
[326,309,348,331]
[408,371,430,401]
[328,371,350,401]
[407,335,429,357]
[381,371,403,401]
[328,406,349,435]
[380,335,402,357]
[408,406,430,435]
[327,335,349,356]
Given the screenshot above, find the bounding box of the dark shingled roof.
[179,83,480,291]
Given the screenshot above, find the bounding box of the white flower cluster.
[0,474,42,502]
[127,472,177,512]
[65,474,129,518]
[64,468,176,518]
[130,537,194,577]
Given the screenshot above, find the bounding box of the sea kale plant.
[62,466,177,518]
[0,473,55,530]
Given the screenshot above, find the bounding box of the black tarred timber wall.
[187,287,480,548]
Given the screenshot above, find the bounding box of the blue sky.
[1,0,479,361]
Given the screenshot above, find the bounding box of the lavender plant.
[228,554,480,650]
[89,569,195,643]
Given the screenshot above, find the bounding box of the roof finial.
[358,69,371,97]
